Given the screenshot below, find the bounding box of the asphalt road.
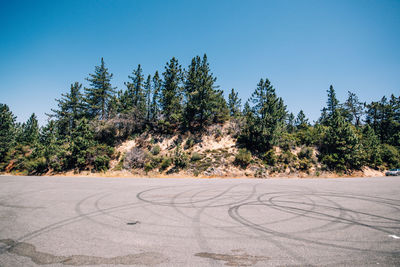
[0,175,399,266]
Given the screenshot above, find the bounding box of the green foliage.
[366,95,400,146]
[160,157,172,171]
[263,149,277,166]
[295,110,309,130]
[0,104,16,163]
[286,112,295,133]
[298,147,313,160]
[173,145,189,169]
[238,78,287,152]
[380,144,400,169]
[89,144,114,172]
[191,152,202,161]
[228,88,242,118]
[343,91,364,127]
[319,111,363,171]
[184,137,195,149]
[298,158,312,171]
[84,58,116,120]
[183,54,229,128]
[69,118,96,170]
[361,125,382,168]
[161,57,183,126]
[18,113,40,146]
[234,148,252,168]
[279,150,296,165]
[49,82,84,136]
[278,132,296,151]
[122,64,146,114]
[150,71,162,121]
[151,145,161,155]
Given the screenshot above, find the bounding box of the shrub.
[234,149,252,168]
[184,138,195,149]
[381,144,400,169]
[191,152,202,162]
[160,157,172,171]
[88,144,114,172]
[298,158,312,171]
[174,146,189,169]
[123,147,146,169]
[144,162,153,173]
[298,147,313,160]
[279,133,296,151]
[263,149,277,166]
[94,155,110,172]
[279,151,296,164]
[151,145,161,155]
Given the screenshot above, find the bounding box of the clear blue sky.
[0,0,399,125]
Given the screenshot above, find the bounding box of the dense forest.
[1,55,399,176]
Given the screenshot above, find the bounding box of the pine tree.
[161,57,183,125]
[183,56,201,126]
[183,54,228,128]
[124,64,146,111]
[144,74,152,121]
[49,82,84,136]
[19,113,40,146]
[344,91,364,127]
[84,58,116,120]
[69,118,95,170]
[151,71,161,121]
[365,95,399,145]
[320,110,363,171]
[295,110,309,130]
[361,124,382,168]
[327,85,339,116]
[239,78,287,152]
[39,120,61,171]
[0,104,16,162]
[211,89,230,123]
[228,88,242,118]
[286,112,295,133]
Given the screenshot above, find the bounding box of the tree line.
[0,55,399,174]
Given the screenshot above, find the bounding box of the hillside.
[68,121,384,179]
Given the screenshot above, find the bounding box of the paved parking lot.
[0,175,399,266]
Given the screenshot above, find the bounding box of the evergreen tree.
[69,118,95,170]
[319,110,363,171]
[161,57,183,125]
[228,88,242,118]
[327,85,339,116]
[286,112,295,133]
[320,85,339,125]
[39,120,62,171]
[183,54,226,128]
[365,95,399,145]
[242,101,251,117]
[295,110,309,130]
[239,78,287,152]
[151,71,161,121]
[361,124,382,168]
[344,91,364,127]
[211,89,230,123]
[0,104,16,162]
[124,64,146,112]
[144,74,152,121]
[84,58,116,120]
[19,113,40,146]
[50,82,84,136]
